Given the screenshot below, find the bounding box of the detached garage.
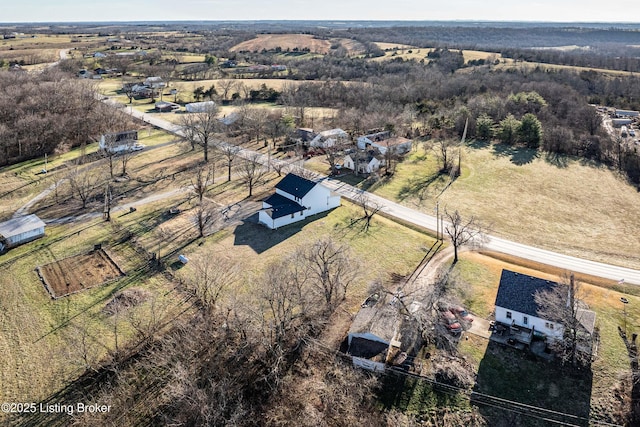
[0,214,46,252]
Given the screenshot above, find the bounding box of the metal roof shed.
[0,214,46,251]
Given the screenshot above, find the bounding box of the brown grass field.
[363,144,640,269]
[231,34,332,54]
[38,249,124,298]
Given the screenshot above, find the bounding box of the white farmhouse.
[309,128,348,149]
[99,130,139,153]
[494,270,565,342]
[258,173,340,229]
[343,152,381,174]
[357,131,412,155]
[143,76,166,89]
[0,214,46,252]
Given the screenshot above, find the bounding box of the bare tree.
[218,79,237,102]
[433,140,456,173]
[443,209,486,263]
[180,103,219,162]
[221,144,240,182]
[245,106,270,144]
[181,253,239,314]
[303,238,359,314]
[534,273,596,367]
[68,166,101,209]
[238,154,267,197]
[193,201,216,238]
[324,142,348,175]
[191,164,215,203]
[119,148,135,177]
[354,192,383,232]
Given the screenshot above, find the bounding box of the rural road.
[62,100,640,285]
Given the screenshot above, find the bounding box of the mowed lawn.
[454,252,634,421]
[368,143,640,269]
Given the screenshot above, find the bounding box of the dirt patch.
[37,249,125,298]
[103,288,151,315]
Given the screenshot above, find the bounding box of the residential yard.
[453,251,635,424]
[359,143,640,269]
[0,122,436,408]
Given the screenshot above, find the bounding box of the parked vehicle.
[440,308,462,333]
[449,306,474,323]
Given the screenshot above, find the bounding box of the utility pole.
[435,201,440,240]
[103,183,112,221]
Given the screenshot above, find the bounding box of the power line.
[303,337,623,427]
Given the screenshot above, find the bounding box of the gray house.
[0,214,46,252]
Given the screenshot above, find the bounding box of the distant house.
[297,128,316,143]
[144,76,166,89]
[99,130,139,153]
[614,109,640,118]
[343,151,381,174]
[77,69,93,79]
[612,118,633,128]
[357,131,412,155]
[309,128,348,149]
[258,173,340,229]
[185,101,216,113]
[154,101,180,112]
[0,214,46,252]
[93,52,107,58]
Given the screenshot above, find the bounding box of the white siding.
[8,227,44,246]
[495,306,564,340]
[301,186,340,217]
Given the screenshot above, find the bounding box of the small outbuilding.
[186,101,216,113]
[0,214,46,252]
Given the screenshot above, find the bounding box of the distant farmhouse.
[343,151,382,174]
[258,173,340,229]
[0,214,46,253]
[309,128,349,149]
[357,131,412,155]
[99,130,140,153]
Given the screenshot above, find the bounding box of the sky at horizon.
[2,0,640,24]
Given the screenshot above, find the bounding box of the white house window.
[546,322,554,330]
[506,311,512,319]
[523,316,528,325]
[291,213,295,218]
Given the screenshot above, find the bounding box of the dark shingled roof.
[495,270,558,317]
[275,173,316,199]
[263,193,306,219]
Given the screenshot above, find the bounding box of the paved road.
[107,103,640,285]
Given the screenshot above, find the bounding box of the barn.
[0,214,46,252]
